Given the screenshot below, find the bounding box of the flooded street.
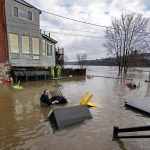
[1,66,150,150]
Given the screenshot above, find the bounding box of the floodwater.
[1,66,150,150]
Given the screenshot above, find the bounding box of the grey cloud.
[106,0,112,4]
[25,0,150,61]
[63,37,106,61]
[40,14,65,27]
[104,11,110,15]
[56,0,75,8]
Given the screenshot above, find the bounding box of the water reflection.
[115,139,127,150]
[1,66,150,150]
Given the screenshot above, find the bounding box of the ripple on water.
[1,66,150,150]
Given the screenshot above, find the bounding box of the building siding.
[4,0,55,67]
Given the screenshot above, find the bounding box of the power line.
[6,14,150,35]
[6,15,103,34]
[41,25,103,34]
[44,31,104,38]
[41,11,150,35]
[10,0,149,34]
[6,23,105,39]
[42,10,112,29]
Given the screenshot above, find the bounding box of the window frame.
[32,37,40,55]
[9,33,19,54]
[42,40,46,56]
[13,6,33,21]
[21,35,30,54]
[46,43,53,57]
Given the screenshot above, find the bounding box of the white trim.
[32,37,40,55]
[21,35,30,54]
[13,6,33,22]
[33,55,40,60]
[42,40,46,56]
[9,33,19,53]
[46,42,53,57]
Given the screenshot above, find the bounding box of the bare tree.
[104,12,150,72]
[77,52,87,69]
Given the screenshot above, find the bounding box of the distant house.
[0,0,57,68]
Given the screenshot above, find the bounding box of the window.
[18,9,28,19]
[21,36,30,54]
[14,7,18,17]
[46,43,53,56]
[9,33,19,53]
[32,37,39,54]
[28,11,32,21]
[13,7,32,21]
[42,40,46,55]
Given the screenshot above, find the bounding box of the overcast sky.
[26,0,150,61]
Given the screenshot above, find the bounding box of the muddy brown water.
[0,66,150,150]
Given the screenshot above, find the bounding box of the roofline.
[14,0,42,14]
[42,34,57,43]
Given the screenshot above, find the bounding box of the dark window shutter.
[14,7,18,17]
[28,11,32,20]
